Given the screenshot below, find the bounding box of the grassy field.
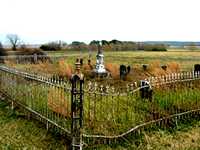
[7,49,200,84]
[46,49,200,71]
[0,99,68,149]
[1,98,200,150]
[103,50,200,71]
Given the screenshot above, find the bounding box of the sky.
[0,0,200,44]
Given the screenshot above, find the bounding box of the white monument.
[94,43,107,75]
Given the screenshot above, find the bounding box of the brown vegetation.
[105,63,120,79]
[82,61,94,77]
[147,61,180,77]
[57,59,73,79]
[47,88,70,117]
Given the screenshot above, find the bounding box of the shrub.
[144,44,167,51]
[40,42,61,51]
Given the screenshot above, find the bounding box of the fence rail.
[1,65,200,149]
[0,65,72,137]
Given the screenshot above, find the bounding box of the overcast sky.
[0,0,200,44]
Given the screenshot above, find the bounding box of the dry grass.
[82,61,94,77]
[33,61,56,74]
[105,63,120,79]
[47,87,70,117]
[147,61,180,77]
[167,62,180,73]
[57,59,73,79]
[4,60,16,67]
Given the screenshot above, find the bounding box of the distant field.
[104,50,200,71]
[46,49,200,71]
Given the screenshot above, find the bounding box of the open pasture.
[46,49,200,71]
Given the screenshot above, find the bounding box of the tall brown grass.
[47,88,70,117]
[105,63,119,79]
[148,61,180,76]
[57,59,73,79]
[167,62,180,73]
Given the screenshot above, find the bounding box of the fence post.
[71,61,84,150]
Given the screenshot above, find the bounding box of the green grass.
[95,119,200,150]
[2,95,200,150]
[0,100,68,149]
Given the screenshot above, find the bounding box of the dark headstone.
[80,58,83,66]
[161,65,167,71]
[127,66,131,73]
[120,65,127,80]
[88,59,91,65]
[142,64,148,71]
[194,64,200,73]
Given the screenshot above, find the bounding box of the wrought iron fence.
[0,66,72,136]
[82,71,200,147]
[1,65,200,149]
[0,54,79,64]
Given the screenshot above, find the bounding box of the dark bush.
[40,42,61,51]
[143,44,167,51]
[151,47,167,51]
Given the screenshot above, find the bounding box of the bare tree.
[6,34,20,50]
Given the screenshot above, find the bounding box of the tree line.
[39,40,167,52]
[0,34,169,55]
